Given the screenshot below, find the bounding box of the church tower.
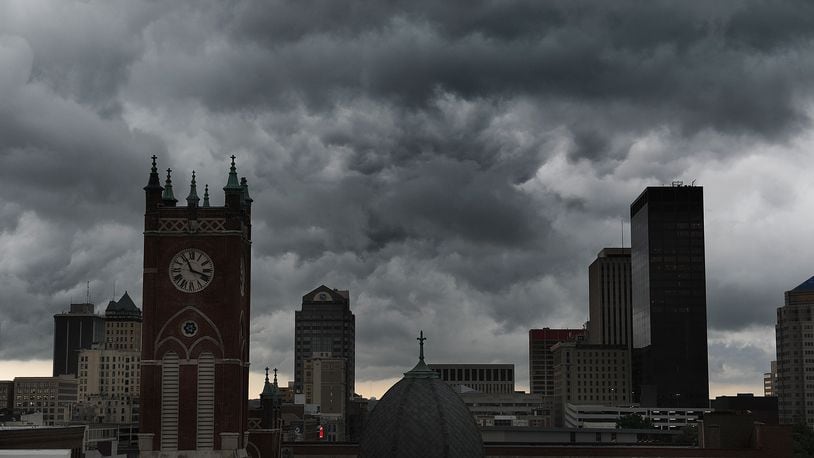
[138,156,252,456]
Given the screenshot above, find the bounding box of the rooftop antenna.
[691,179,696,186]
[86,281,91,304]
[620,218,624,247]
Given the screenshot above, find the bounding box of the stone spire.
[186,171,200,207]
[203,184,210,207]
[144,155,162,190]
[224,155,241,190]
[162,168,178,205]
[240,177,253,206]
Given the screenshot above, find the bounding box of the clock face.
[169,249,214,293]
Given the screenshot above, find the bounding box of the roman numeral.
[201,260,211,266]
[200,275,210,282]
[202,268,212,273]
[171,267,181,273]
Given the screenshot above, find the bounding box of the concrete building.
[13,376,78,426]
[53,303,104,377]
[588,248,632,347]
[764,360,777,397]
[429,364,514,394]
[775,275,814,426]
[457,390,553,427]
[551,342,631,425]
[529,328,586,396]
[304,353,347,416]
[0,381,12,411]
[630,184,709,407]
[564,403,711,430]
[76,292,142,426]
[295,285,355,400]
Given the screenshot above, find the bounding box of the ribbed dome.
[360,337,483,458]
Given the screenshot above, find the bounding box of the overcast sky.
[1,0,812,399]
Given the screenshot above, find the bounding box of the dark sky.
[1,0,811,396]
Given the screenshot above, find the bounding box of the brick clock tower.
[139,155,252,456]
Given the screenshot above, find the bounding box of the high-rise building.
[139,156,253,455]
[53,303,104,377]
[528,328,586,396]
[630,184,709,407]
[776,276,814,426]
[588,248,632,347]
[428,364,515,394]
[294,285,355,400]
[764,360,777,397]
[76,292,143,425]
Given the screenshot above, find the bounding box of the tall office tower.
[764,361,777,397]
[304,353,347,441]
[528,328,585,396]
[139,156,253,455]
[294,285,355,400]
[53,303,104,376]
[776,276,814,426]
[630,184,708,407]
[588,248,632,347]
[76,292,143,425]
[428,364,515,394]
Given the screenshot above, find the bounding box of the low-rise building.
[564,403,711,430]
[13,376,78,426]
[458,390,553,427]
[429,364,515,394]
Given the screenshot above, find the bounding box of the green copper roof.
[186,171,200,207]
[404,330,439,379]
[224,155,241,190]
[162,168,177,203]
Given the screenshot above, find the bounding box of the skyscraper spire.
[162,168,178,205]
[203,184,210,207]
[186,171,200,207]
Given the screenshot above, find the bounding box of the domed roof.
[360,332,483,458]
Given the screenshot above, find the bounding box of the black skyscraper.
[294,285,355,400]
[630,184,709,407]
[53,303,104,377]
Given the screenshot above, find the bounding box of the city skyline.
[1,1,812,401]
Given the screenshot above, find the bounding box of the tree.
[616,414,654,429]
[793,422,814,458]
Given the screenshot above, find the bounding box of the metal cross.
[417,330,427,361]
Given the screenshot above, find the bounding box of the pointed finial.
[162,168,177,204]
[224,155,241,190]
[273,368,278,386]
[417,330,427,362]
[203,184,210,207]
[240,177,253,205]
[265,367,270,383]
[186,171,200,207]
[145,155,162,191]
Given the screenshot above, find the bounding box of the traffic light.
[318,425,324,439]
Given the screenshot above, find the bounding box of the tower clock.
[139,156,252,456]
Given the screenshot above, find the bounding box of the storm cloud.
[1,0,812,396]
